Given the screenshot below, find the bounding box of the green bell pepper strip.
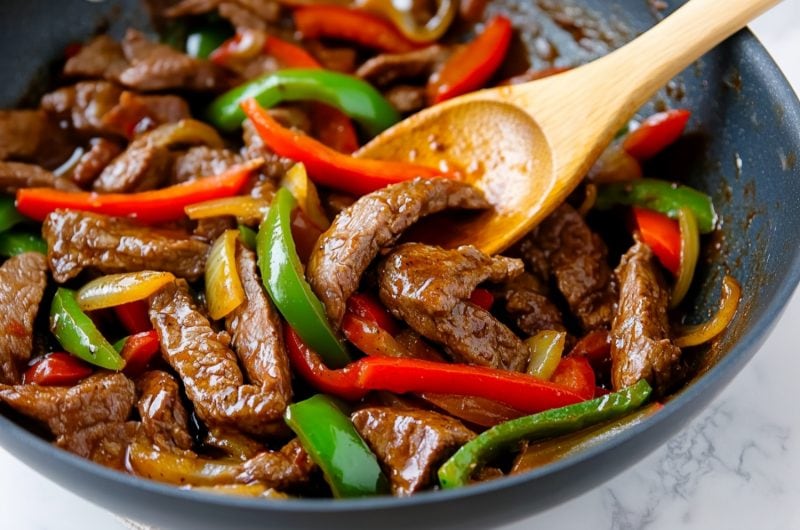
[0,231,46,257]
[437,379,653,489]
[594,178,717,234]
[0,195,24,233]
[285,394,389,498]
[206,69,400,136]
[186,26,232,59]
[237,224,257,250]
[50,288,126,371]
[257,188,351,368]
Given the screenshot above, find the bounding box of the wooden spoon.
[355,0,779,255]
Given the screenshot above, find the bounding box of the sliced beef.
[118,30,230,92]
[224,244,292,434]
[379,243,529,371]
[520,203,617,331]
[0,162,79,194]
[495,272,565,336]
[165,0,281,27]
[308,178,489,327]
[148,280,291,436]
[356,45,449,87]
[611,240,683,395]
[172,146,242,184]
[136,370,193,452]
[305,42,357,73]
[352,406,474,496]
[386,85,427,114]
[460,0,490,21]
[71,138,124,188]
[242,118,295,181]
[193,217,236,243]
[0,253,48,384]
[93,134,172,193]
[43,210,209,283]
[0,110,75,167]
[0,373,136,468]
[63,35,129,81]
[101,91,192,138]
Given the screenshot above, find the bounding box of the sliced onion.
[281,163,330,230]
[206,230,245,320]
[525,330,566,379]
[77,271,176,311]
[185,196,271,225]
[127,437,239,486]
[53,146,85,178]
[587,143,642,184]
[675,275,741,348]
[357,0,458,42]
[148,119,224,150]
[186,484,288,499]
[577,183,597,216]
[670,207,700,308]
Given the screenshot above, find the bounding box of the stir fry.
[0,0,740,499]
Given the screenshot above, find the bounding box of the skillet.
[0,1,799,528]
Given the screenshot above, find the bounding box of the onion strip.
[674,275,741,348]
[76,271,176,311]
[670,207,699,308]
[185,196,271,225]
[206,230,245,320]
[577,183,597,216]
[525,330,566,379]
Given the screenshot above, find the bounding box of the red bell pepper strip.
[631,206,681,276]
[623,109,691,160]
[341,313,411,358]
[118,330,161,377]
[568,329,611,375]
[242,99,452,195]
[16,160,262,224]
[346,293,401,336]
[428,16,513,104]
[23,353,93,386]
[550,355,596,400]
[113,301,152,335]
[286,323,586,414]
[293,5,418,54]
[468,288,495,311]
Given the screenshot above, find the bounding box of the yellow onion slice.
[670,207,700,308]
[128,437,239,486]
[281,163,330,230]
[147,119,224,149]
[76,271,176,311]
[577,183,598,216]
[674,275,741,348]
[525,330,566,379]
[206,229,245,320]
[185,196,271,225]
[588,143,643,184]
[186,484,288,499]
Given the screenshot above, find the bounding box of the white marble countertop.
[1,2,799,529]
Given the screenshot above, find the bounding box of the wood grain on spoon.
[356,0,780,255]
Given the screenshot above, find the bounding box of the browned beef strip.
[42,81,123,136]
[0,110,76,167]
[43,210,209,283]
[172,146,242,184]
[306,42,357,73]
[242,118,295,181]
[459,0,490,21]
[193,217,236,243]
[385,85,427,114]
[0,162,79,194]
[520,203,617,331]
[496,272,565,336]
[148,280,291,436]
[236,438,316,487]
[611,240,683,395]
[118,30,230,92]
[379,243,529,371]
[93,135,172,193]
[352,406,474,496]
[0,373,137,468]
[64,35,129,81]
[71,138,124,187]
[0,253,48,384]
[308,178,489,327]
[136,370,193,452]
[356,45,449,87]
[165,0,281,26]
[101,91,192,137]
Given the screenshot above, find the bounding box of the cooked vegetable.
[258,188,351,368]
[115,330,161,377]
[185,196,270,225]
[50,288,125,371]
[623,109,691,160]
[243,99,450,195]
[23,352,93,386]
[675,275,741,347]
[596,178,717,234]
[0,231,47,256]
[437,380,652,488]
[285,394,390,498]
[588,144,643,184]
[206,230,245,320]
[237,224,257,250]
[76,271,176,312]
[113,301,152,335]
[186,27,232,59]
[468,288,495,312]
[16,160,262,223]
[550,356,595,400]
[526,330,566,380]
[631,207,681,276]
[0,195,24,233]
[207,69,399,136]
[670,207,700,308]
[281,163,329,230]
[358,0,457,43]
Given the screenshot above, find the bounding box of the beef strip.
[0,110,75,167]
[0,162,79,194]
[385,85,427,114]
[460,0,490,21]
[101,91,192,138]
[43,210,209,283]
[242,118,295,181]
[223,244,292,436]
[93,134,173,193]
[352,406,474,496]
[172,146,242,184]
[165,0,281,26]
[379,243,529,371]
[148,280,291,436]
[0,253,48,384]
[0,373,136,468]
[118,30,229,92]
[495,272,565,336]
[64,35,129,82]
[520,203,617,331]
[136,370,194,452]
[308,178,489,327]
[611,240,683,395]
[71,138,124,188]
[356,45,449,87]
[193,217,236,242]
